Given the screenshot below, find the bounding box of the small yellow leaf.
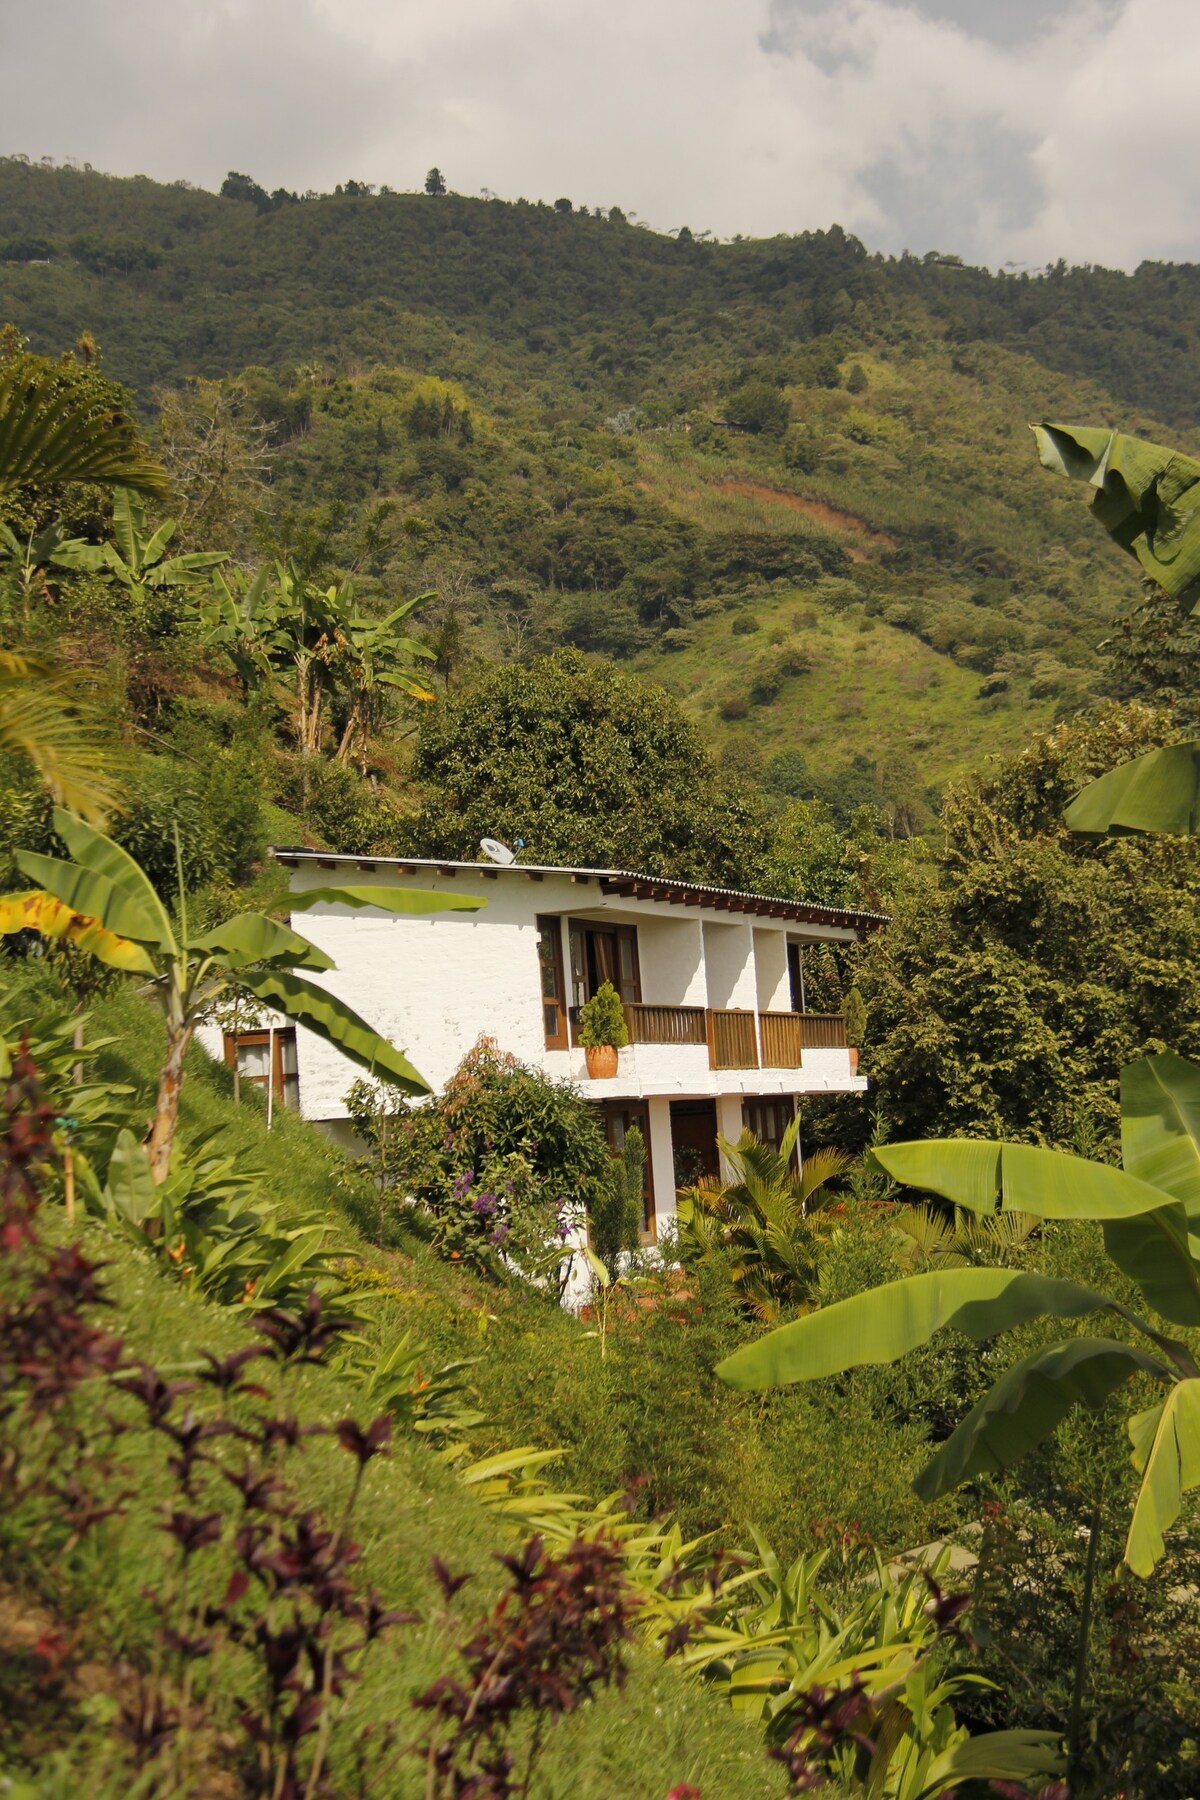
[0,888,156,973]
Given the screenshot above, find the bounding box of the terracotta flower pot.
[584,1043,619,1079]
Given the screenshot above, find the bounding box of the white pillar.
[646,1095,677,1241]
[716,1093,745,1180]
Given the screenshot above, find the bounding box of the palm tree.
[676,1116,853,1320]
[0,651,124,826]
[0,354,167,497]
[890,1202,1038,1274]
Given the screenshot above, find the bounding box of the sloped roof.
[271,848,888,933]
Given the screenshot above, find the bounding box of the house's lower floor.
[595,1090,800,1244]
[211,1025,828,1247]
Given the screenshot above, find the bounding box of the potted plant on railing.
[578,981,629,1079]
[843,985,866,1074]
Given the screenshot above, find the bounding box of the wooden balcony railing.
[759,1011,804,1067]
[797,1012,848,1049]
[708,1008,760,1070]
[623,1003,708,1047]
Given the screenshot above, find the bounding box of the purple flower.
[558,1222,571,1242]
[472,1192,498,1216]
[452,1168,475,1199]
[490,1223,510,1246]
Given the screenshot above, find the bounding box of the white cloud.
[1,0,1197,269]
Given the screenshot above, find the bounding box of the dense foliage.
[354,1038,614,1280]
[856,704,1200,1145]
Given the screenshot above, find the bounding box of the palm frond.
[0,358,168,498]
[797,1145,855,1210]
[0,653,125,824]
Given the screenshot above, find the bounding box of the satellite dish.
[479,837,516,866]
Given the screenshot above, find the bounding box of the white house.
[213,850,884,1244]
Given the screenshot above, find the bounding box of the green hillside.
[1,157,1197,811]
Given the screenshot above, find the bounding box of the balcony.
[759,1010,847,1067]
[623,1002,707,1047]
[620,1002,848,1070]
[708,1008,760,1070]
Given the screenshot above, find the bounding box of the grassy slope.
[7,974,771,1799]
[644,582,1036,791]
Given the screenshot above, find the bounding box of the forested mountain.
[3,154,1197,812]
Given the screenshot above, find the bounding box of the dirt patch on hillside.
[717,478,896,554]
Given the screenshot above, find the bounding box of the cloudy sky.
[4,0,1198,270]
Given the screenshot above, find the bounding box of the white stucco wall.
[753,929,791,1012]
[702,920,756,1010]
[636,916,705,1006]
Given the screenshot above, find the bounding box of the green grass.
[1,971,777,1798]
[639,583,1050,793]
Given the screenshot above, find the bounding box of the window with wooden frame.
[536,915,569,1050]
[598,1099,656,1240]
[567,921,640,1040]
[223,1028,300,1112]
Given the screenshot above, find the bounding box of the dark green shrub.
[590,1124,643,1277]
[383,1037,613,1278]
[731,614,759,636]
[274,756,414,855]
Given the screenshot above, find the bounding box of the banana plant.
[190,564,291,698]
[0,807,482,1182]
[1034,421,1200,836]
[719,1050,1200,1579]
[52,485,226,629]
[334,595,436,771]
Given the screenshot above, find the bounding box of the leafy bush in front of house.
[372,1036,614,1283]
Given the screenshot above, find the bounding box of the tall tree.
[407,649,771,885]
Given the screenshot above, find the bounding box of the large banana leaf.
[0,358,168,498]
[145,552,227,586]
[15,851,169,949]
[1122,1054,1200,1218]
[715,1269,1112,1391]
[52,807,176,949]
[1102,1209,1200,1328]
[876,1137,1200,1327]
[187,913,334,973]
[1064,740,1200,838]
[287,884,483,917]
[1125,1379,1200,1576]
[874,1138,1173,1219]
[236,966,429,1094]
[913,1337,1170,1501]
[1033,423,1200,607]
[0,888,155,973]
